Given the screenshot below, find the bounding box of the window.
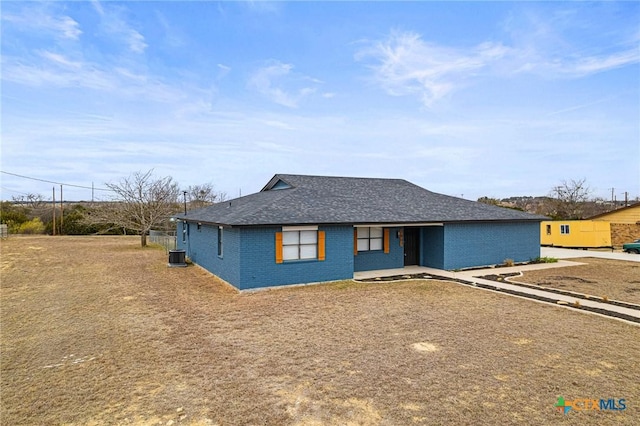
[357,227,383,251]
[276,226,325,263]
[182,222,187,243]
[546,224,551,235]
[217,226,223,257]
[560,224,570,234]
[283,229,317,260]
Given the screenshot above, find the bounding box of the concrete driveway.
[541,246,640,262]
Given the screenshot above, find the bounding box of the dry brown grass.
[519,258,640,304]
[1,236,639,425]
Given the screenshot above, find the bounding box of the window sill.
[282,258,319,264]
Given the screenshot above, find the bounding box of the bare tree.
[91,170,180,247]
[12,193,47,210]
[185,183,227,210]
[543,178,592,219]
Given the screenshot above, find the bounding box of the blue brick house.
[174,174,546,290]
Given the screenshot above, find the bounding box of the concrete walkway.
[354,260,640,325]
[541,246,640,262]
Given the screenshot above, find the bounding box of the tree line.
[1,170,226,246]
[478,178,636,220]
[2,173,634,246]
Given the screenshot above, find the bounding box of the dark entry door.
[404,228,420,266]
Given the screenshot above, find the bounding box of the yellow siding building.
[541,220,611,248]
[588,202,640,224]
[588,202,640,247]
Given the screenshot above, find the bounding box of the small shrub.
[602,296,609,303]
[17,218,45,234]
[573,300,581,308]
[532,256,558,264]
[503,258,515,267]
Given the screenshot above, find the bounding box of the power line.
[0,170,113,191]
[0,186,33,196]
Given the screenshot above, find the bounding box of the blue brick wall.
[177,221,241,286]
[353,227,404,271]
[442,222,540,270]
[178,220,541,288]
[421,226,445,269]
[176,221,188,251]
[238,225,354,290]
[179,222,355,290]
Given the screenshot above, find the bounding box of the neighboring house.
[540,220,611,248]
[587,202,640,247]
[174,174,546,290]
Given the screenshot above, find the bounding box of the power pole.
[610,187,615,205]
[183,191,187,215]
[60,184,64,235]
[52,186,56,236]
[624,191,629,206]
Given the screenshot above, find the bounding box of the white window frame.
[560,224,570,235]
[282,226,318,261]
[356,226,384,252]
[217,226,223,257]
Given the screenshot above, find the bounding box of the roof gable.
[586,202,640,223]
[262,176,293,191]
[177,173,547,226]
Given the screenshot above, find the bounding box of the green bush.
[531,256,559,264]
[1,201,29,233]
[17,218,46,234]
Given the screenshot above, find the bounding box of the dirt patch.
[519,257,640,304]
[1,237,639,425]
[412,342,439,352]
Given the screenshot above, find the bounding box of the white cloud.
[356,31,508,107]
[56,16,82,40]
[248,60,320,108]
[358,19,639,107]
[39,51,82,69]
[501,6,640,78]
[92,2,148,53]
[217,64,231,79]
[1,7,82,40]
[555,49,640,77]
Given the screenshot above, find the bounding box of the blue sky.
[1,1,639,202]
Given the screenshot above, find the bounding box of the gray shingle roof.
[175,174,547,226]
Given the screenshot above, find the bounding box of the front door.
[404,228,420,266]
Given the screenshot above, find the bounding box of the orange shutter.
[383,228,390,254]
[275,232,283,263]
[353,229,358,255]
[318,231,326,261]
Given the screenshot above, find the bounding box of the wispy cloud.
[356,31,508,107]
[242,1,282,15]
[2,51,194,104]
[502,6,640,78]
[358,10,639,107]
[1,6,81,40]
[39,51,83,69]
[92,1,147,53]
[551,49,640,77]
[1,3,166,99]
[248,60,320,108]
